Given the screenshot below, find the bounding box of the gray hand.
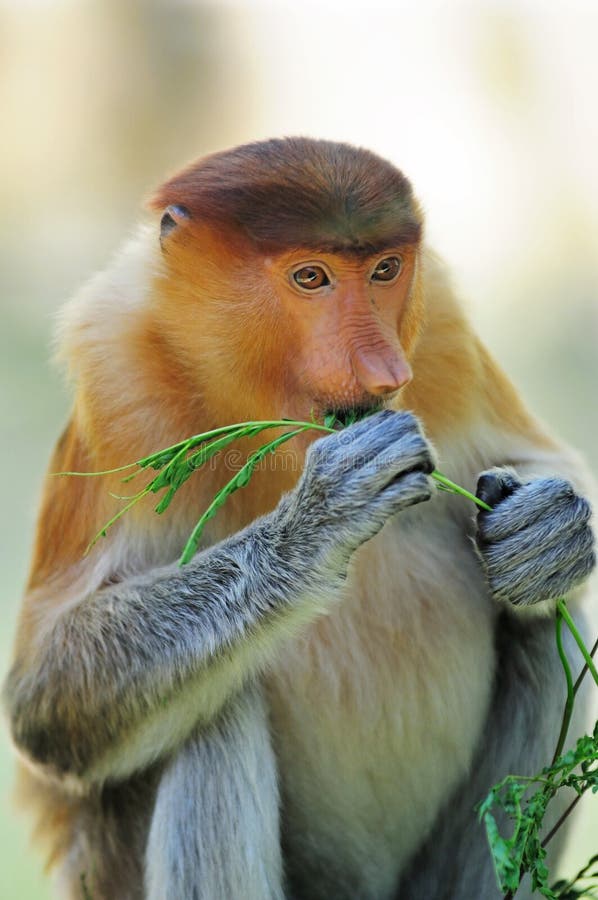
[475,468,595,606]
[275,410,436,569]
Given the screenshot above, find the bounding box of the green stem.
[138,419,332,462]
[573,636,598,694]
[557,599,598,688]
[55,416,493,515]
[85,486,153,553]
[51,461,139,477]
[552,608,575,764]
[179,427,305,564]
[430,471,492,512]
[541,792,583,850]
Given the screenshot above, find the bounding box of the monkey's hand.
[475,468,596,607]
[276,409,435,570]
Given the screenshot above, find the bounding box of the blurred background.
[1,0,597,896]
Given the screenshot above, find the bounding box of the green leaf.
[178,429,304,564]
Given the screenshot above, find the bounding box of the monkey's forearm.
[5,516,343,785]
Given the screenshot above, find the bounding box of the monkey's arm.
[4,410,434,786]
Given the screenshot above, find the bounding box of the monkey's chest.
[268,515,497,899]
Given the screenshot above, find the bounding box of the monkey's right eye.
[292,266,330,290]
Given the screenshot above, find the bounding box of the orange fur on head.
[149,137,423,255]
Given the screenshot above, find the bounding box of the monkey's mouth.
[322,402,384,429]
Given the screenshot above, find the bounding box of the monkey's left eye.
[371,257,402,282]
[293,266,330,290]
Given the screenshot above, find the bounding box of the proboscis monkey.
[4,138,596,900]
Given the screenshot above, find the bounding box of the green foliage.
[60,413,490,564]
[480,724,598,898]
[480,595,598,899]
[79,419,330,560]
[178,427,304,564]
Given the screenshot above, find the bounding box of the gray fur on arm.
[5,514,342,783]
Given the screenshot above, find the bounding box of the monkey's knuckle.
[395,409,419,431]
[576,526,597,562]
[416,442,436,475]
[537,476,575,501]
[572,494,593,523]
[399,430,425,454]
[368,408,396,427]
[391,431,433,472]
[405,471,433,500]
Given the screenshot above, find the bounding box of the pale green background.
[1,1,597,897]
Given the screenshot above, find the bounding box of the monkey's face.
[149,138,425,426]
[154,214,423,426]
[260,246,422,423]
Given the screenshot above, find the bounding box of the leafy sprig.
[480,724,598,899]
[55,414,490,565]
[480,593,598,900]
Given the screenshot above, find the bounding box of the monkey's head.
[149,138,424,425]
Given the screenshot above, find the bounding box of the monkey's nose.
[351,347,412,396]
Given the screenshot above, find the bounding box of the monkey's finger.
[308,410,429,477]
[335,409,426,465]
[332,408,420,446]
[306,409,393,472]
[491,540,597,607]
[351,431,436,495]
[331,470,432,552]
[368,470,433,521]
[476,469,521,508]
[485,520,594,587]
[476,477,579,543]
[483,526,595,606]
[477,493,592,565]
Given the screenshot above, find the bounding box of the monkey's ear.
[159,204,191,248]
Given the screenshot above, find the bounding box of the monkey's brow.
[290,237,417,258]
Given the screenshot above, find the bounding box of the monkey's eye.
[292,266,330,290]
[371,256,402,282]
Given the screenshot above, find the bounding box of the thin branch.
[574,636,598,694]
[542,792,583,849]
